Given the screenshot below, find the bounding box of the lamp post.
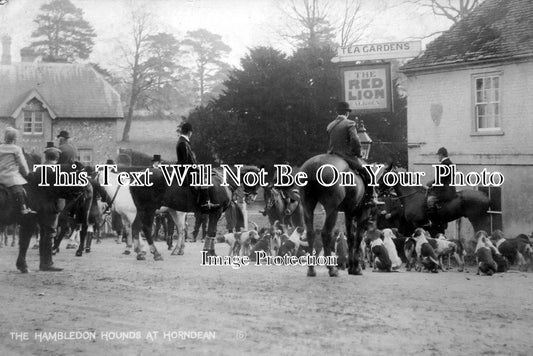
[356,118,372,160]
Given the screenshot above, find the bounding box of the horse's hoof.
[11,242,15,247]
[16,263,28,274]
[52,248,59,255]
[307,268,316,277]
[177,249,184,256]
[328,267,339,277]
[153,252,164,261]
[85,248,91,253]
[137,254,146,261]
[167,245,173,250]
[348,265,363,275]
[123,250,131,255]
[75,251,83,257]
[171,250,179,256]
[458,268,464,273]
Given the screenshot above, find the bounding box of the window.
[23,110,43,134]
[478,186,502,233]
[474,74,501,132]
[78,148,93,166]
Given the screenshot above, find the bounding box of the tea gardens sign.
[332,41,422,62]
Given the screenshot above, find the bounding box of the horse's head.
[241,165,261,204]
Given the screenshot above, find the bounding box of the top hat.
[106,159,115,164]
[436,147,448,156]
[336,101,352,113]
[44,141,61,153]
[57,130,70,139]
[151,154,161,162]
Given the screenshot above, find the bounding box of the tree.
[402,0,483,23]
[182,29,231,106]
[28,0,96,62]
[278,0,368,49]
[119,11,183,141]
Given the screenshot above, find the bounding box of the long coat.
[326,116,362,158]
[176,135,197,186]
[430,157,456,201]
[0,144,29,187]
[58,142,78,165]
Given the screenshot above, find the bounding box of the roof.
[0,62,123,118]
[401,0,533,73]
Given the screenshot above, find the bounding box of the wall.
[406,60,533,240]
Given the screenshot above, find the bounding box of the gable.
[0,62,123,119]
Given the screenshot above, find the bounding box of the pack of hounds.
[217,221,533,276]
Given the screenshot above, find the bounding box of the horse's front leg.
[168,210,186,256]
[347,216,363,275]
[322,210,339,277]
[204,210,222,256]
[76,223,88,257]
[141,210,162,261]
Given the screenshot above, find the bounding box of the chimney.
[20,47,38,63]
[1,35,11,65]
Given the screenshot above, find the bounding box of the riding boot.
[13,189,36,215]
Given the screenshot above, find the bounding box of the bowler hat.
[106,159,115,164]
[151,154,161,162]
[336,101,352,114]
[57,130,70,139]
[436,147,448,156]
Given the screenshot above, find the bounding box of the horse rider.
[176,122,219,211]
[426,147,456,225]
[0,127,36,215]
[151,154,161,169]
[57,130,78,165]
[326,102,379,205]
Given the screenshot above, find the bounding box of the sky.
[0,0,453,71]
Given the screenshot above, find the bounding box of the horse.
[299,154,372,277]
[92,167,146,259]
[262,185,304,228]
[157,165,261,256]
[11,160,92,272]
[376,163,491,237]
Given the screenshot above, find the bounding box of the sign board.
[333,41,422,62]
[340,62,392,113]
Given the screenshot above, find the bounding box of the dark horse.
[103,165,261,260]
[0,154,92,272]
[262,184,304,228]
[158,165,261,256]
[299,154,371,277]
[376,164,491,236]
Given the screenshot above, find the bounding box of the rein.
[94,170,122,211]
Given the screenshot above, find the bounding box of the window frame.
[471,71,504,136]
[78,148,94,166]
[22,109,44,135]
[478,185,503,233]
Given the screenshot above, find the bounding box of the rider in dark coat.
[176,122,218,211]
[57,130,78,165]
[426,147,456,224]
[327,102,378,205]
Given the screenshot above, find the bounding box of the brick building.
[0,37,123,166]
[401,0,533,238]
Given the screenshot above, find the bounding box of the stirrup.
[21,208,37,215]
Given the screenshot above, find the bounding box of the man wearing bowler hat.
[44,141,61,164]
[327,101,378,205]
[151,154,162,168]
[57,130,78,165]
[426,147,456,226]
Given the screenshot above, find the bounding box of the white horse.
[94,168,146,259]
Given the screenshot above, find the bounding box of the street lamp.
[356,118,372,160]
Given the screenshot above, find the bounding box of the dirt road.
[1,239,532,356]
